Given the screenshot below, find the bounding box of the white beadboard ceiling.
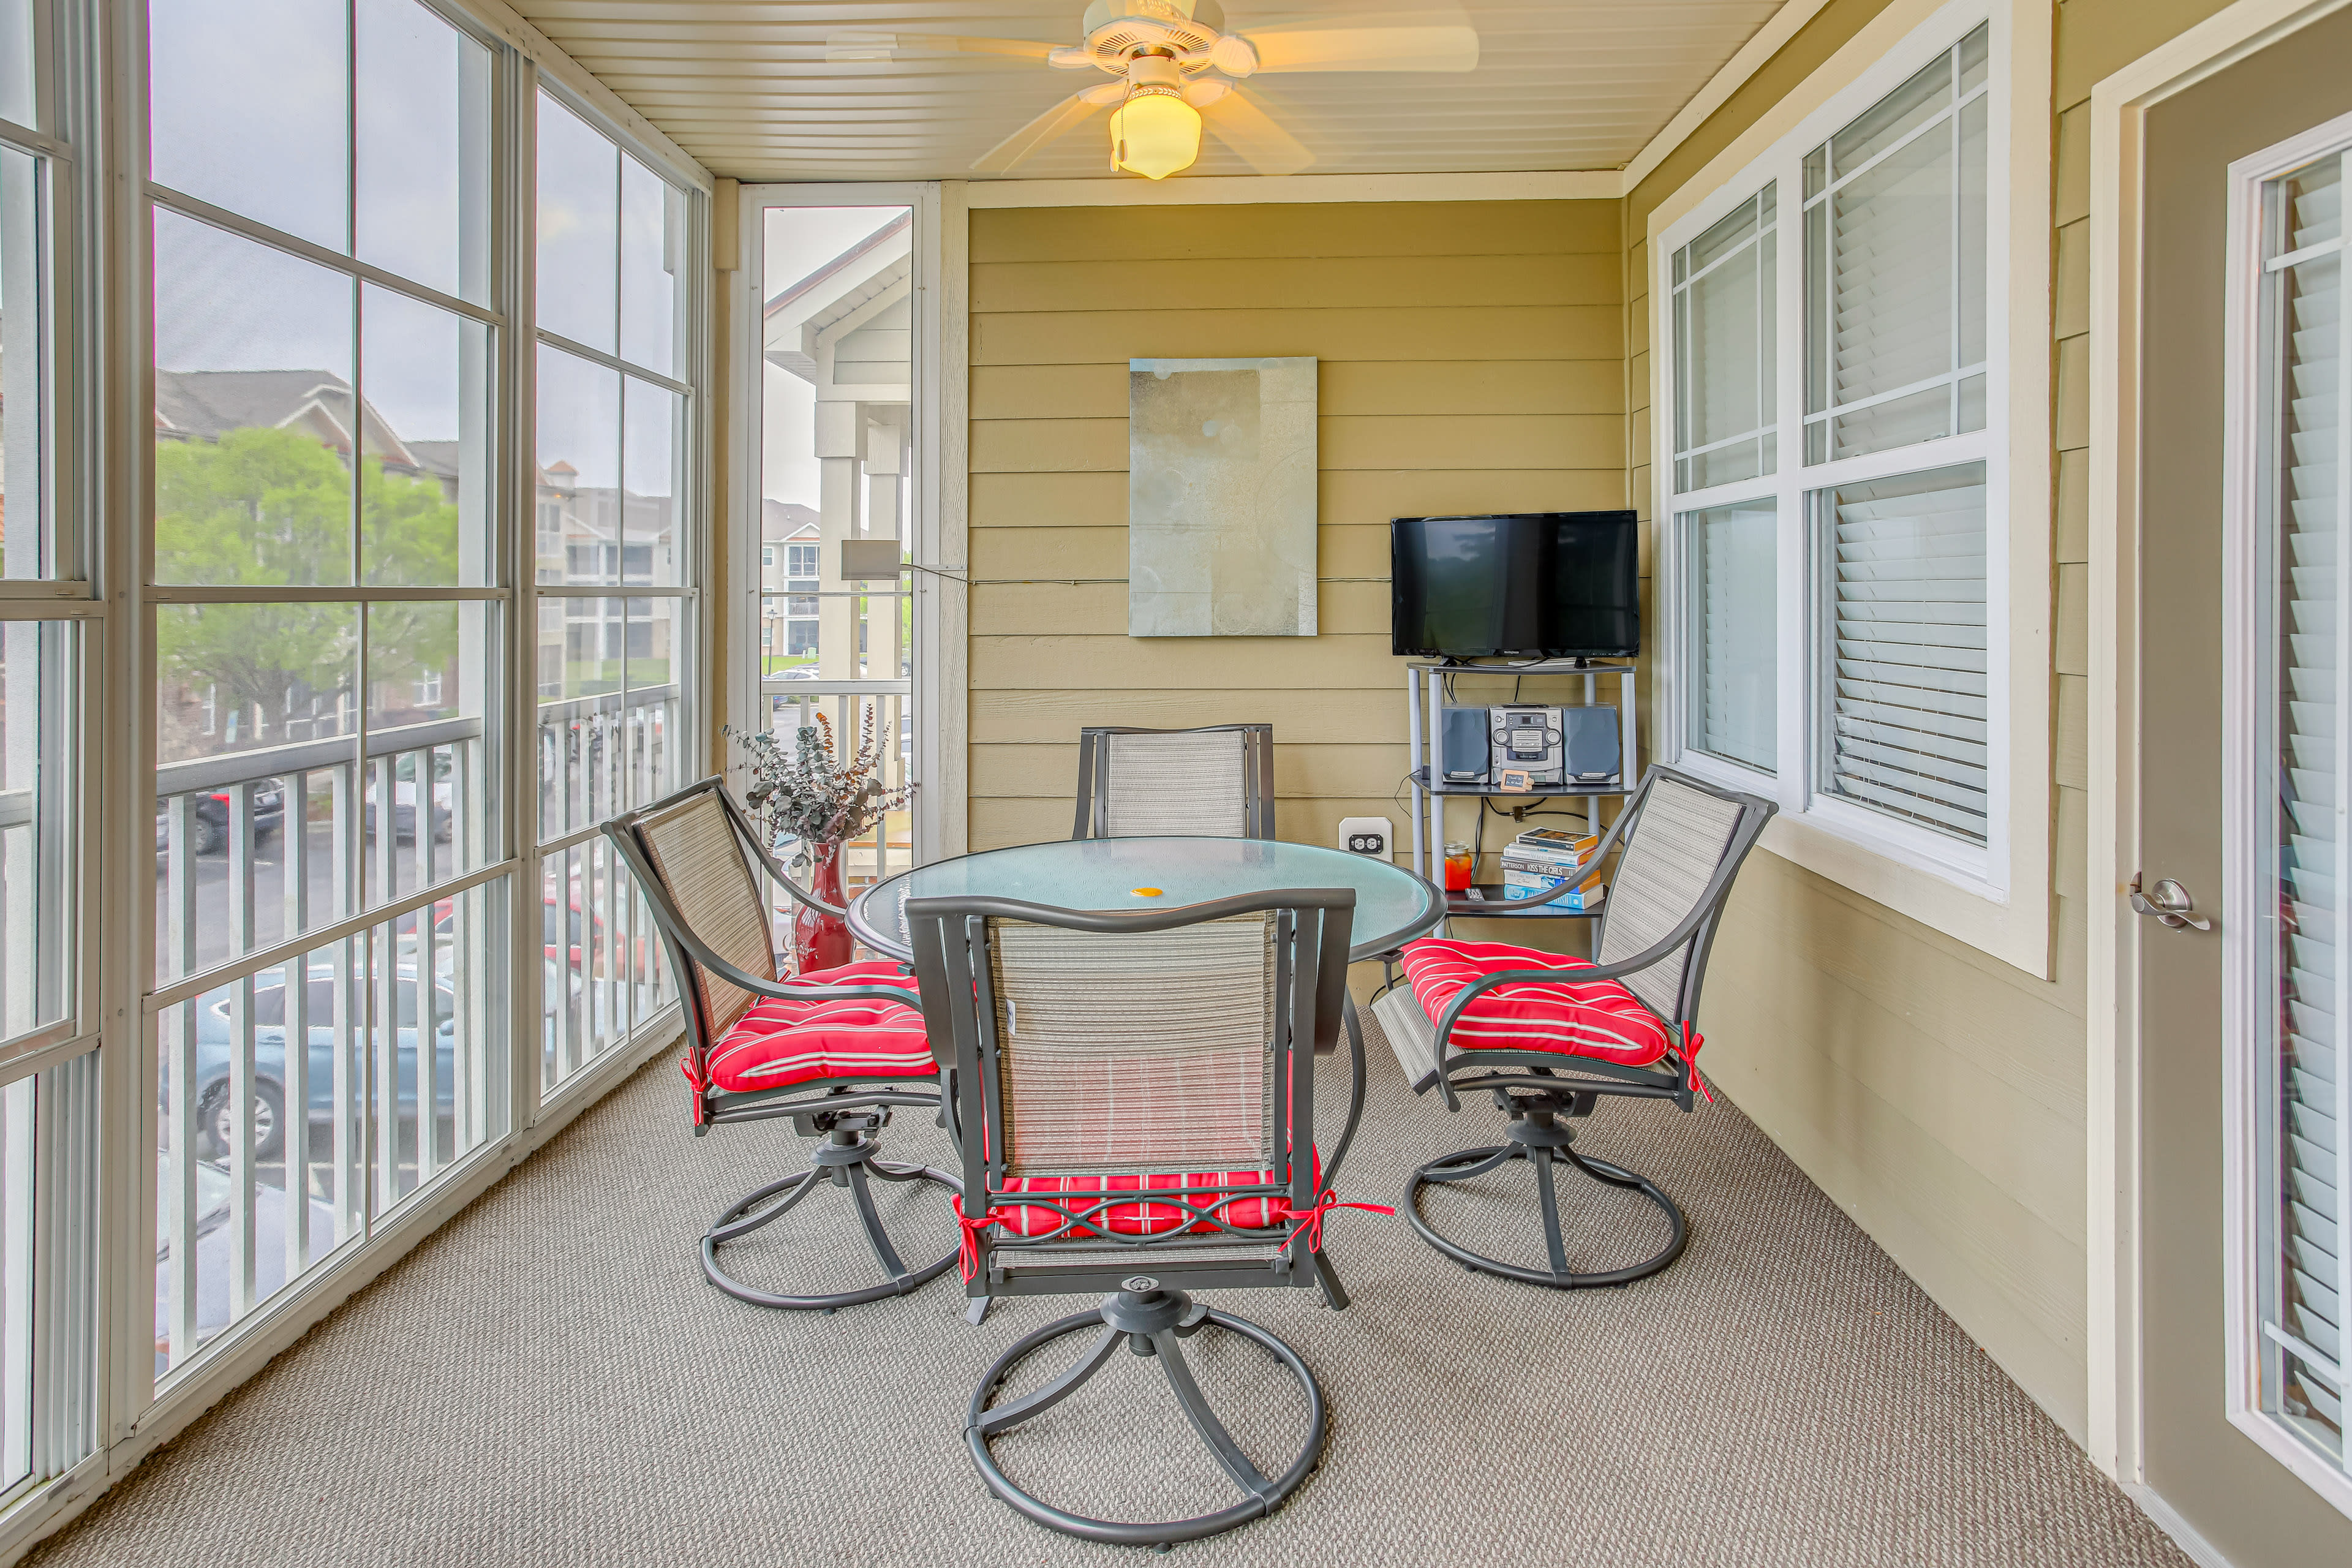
[514,1,1793,183]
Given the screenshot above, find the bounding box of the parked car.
[153,779,286,857]
[153,1158,338,1374]
[363,752,453,843]
[187,963,458,1162]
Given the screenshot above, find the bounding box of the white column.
[815,399,864,680]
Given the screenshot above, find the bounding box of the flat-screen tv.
[1390,511,1640,659]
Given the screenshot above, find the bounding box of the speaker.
[1439,707,1490,783]
[1561,706,1621,783]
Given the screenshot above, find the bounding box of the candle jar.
[1442,842,1474,892]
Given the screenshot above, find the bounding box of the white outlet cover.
[1338,816,1393,859]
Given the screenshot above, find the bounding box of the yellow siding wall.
[1615,0,2236,1444]
[966,201,1626,856]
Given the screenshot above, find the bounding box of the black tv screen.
[1390,511,1640,659]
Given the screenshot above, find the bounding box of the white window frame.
[729,181,952,865]
[1649,0,2053,976]
[2220,104,2352,1525]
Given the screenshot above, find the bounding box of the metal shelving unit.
[1404,660,1638,924]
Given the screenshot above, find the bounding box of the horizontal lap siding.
[1608,0,2238,1448]
[967,199,1627,882]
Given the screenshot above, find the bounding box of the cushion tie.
[953,1195,1008,1281]
[1679,1022,1713,1104]
[679,1054,710,1126]
[1278,1189,1394,1255]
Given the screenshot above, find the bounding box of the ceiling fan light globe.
[1109,89,1201,179]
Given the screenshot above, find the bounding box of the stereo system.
[1437,704,1621,790]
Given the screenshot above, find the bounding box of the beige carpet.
[31,1014,2191,1567]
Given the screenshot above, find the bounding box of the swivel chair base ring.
[701,1125,961,1312]
[1405,1122,1689,1290]
[966,1284,1326,1548]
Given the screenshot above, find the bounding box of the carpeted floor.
[29,1014,2191,1567]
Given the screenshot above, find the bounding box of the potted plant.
[727,711,910,973]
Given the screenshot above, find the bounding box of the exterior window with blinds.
[1811,463,1988,843]
[1672,184,1776,493]
[2255,149,2348,1471]
[1802,24,1988,464]
[1680,500,1776,772]
[1657,6,2008,892]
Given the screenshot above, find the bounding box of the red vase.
[791,837,854,974]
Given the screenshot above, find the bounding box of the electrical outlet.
[1338,816,1393,859]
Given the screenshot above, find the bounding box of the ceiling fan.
[826,1,1481,180]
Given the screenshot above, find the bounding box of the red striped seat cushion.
[991,1161,1311,1238]
[1398,938,1681,1067]
[703,961,936,1093]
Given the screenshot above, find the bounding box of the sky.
[760,206,906,508]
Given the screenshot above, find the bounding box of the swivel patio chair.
[1072,723,1276,840]
[1372,766,1774,1290]
[605,777,959,1312]
[904,885,1378,1548]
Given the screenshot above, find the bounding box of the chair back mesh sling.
[1071,723,1276,840]
[1372,766,1774,1289]
[603,778,959,1311]
[906,886,1376,1548]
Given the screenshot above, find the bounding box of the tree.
[154,426,463,732]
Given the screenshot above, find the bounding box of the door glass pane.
[353,0,491,303]
[153,211,356,588]
[148,0,349,252]
[1672,186,1776,494]
[1811,461,1989,843]
[0,622,69,1046]
[1,144,49,579]
[1802,24,1989,464]
[2260,153,2348,1466]
[1681,501,1776,772]
[760,205,917,894]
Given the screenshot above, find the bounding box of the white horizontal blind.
[2264,149,2348,1461]
[1672,184,1776,493]
[1814,462,1988,842]
[1682,500,1776,771]
[1803,24,1988,464]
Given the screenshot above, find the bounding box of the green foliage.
[728,711,908,854]
[153,427,464,721]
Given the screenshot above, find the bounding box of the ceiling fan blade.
[826,30,1059,64]
[971,91,1110,175]
[1231,13,1480,74]
[1202,89,1314,176]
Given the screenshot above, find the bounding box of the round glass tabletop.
[848,837,1443,962]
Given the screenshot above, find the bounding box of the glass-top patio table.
[846,835,1446,964]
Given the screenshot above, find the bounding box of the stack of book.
[1498,827,1605,908]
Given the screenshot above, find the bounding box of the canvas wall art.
[1128,356,1317,638]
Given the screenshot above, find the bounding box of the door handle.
[2129,873,2212,932]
